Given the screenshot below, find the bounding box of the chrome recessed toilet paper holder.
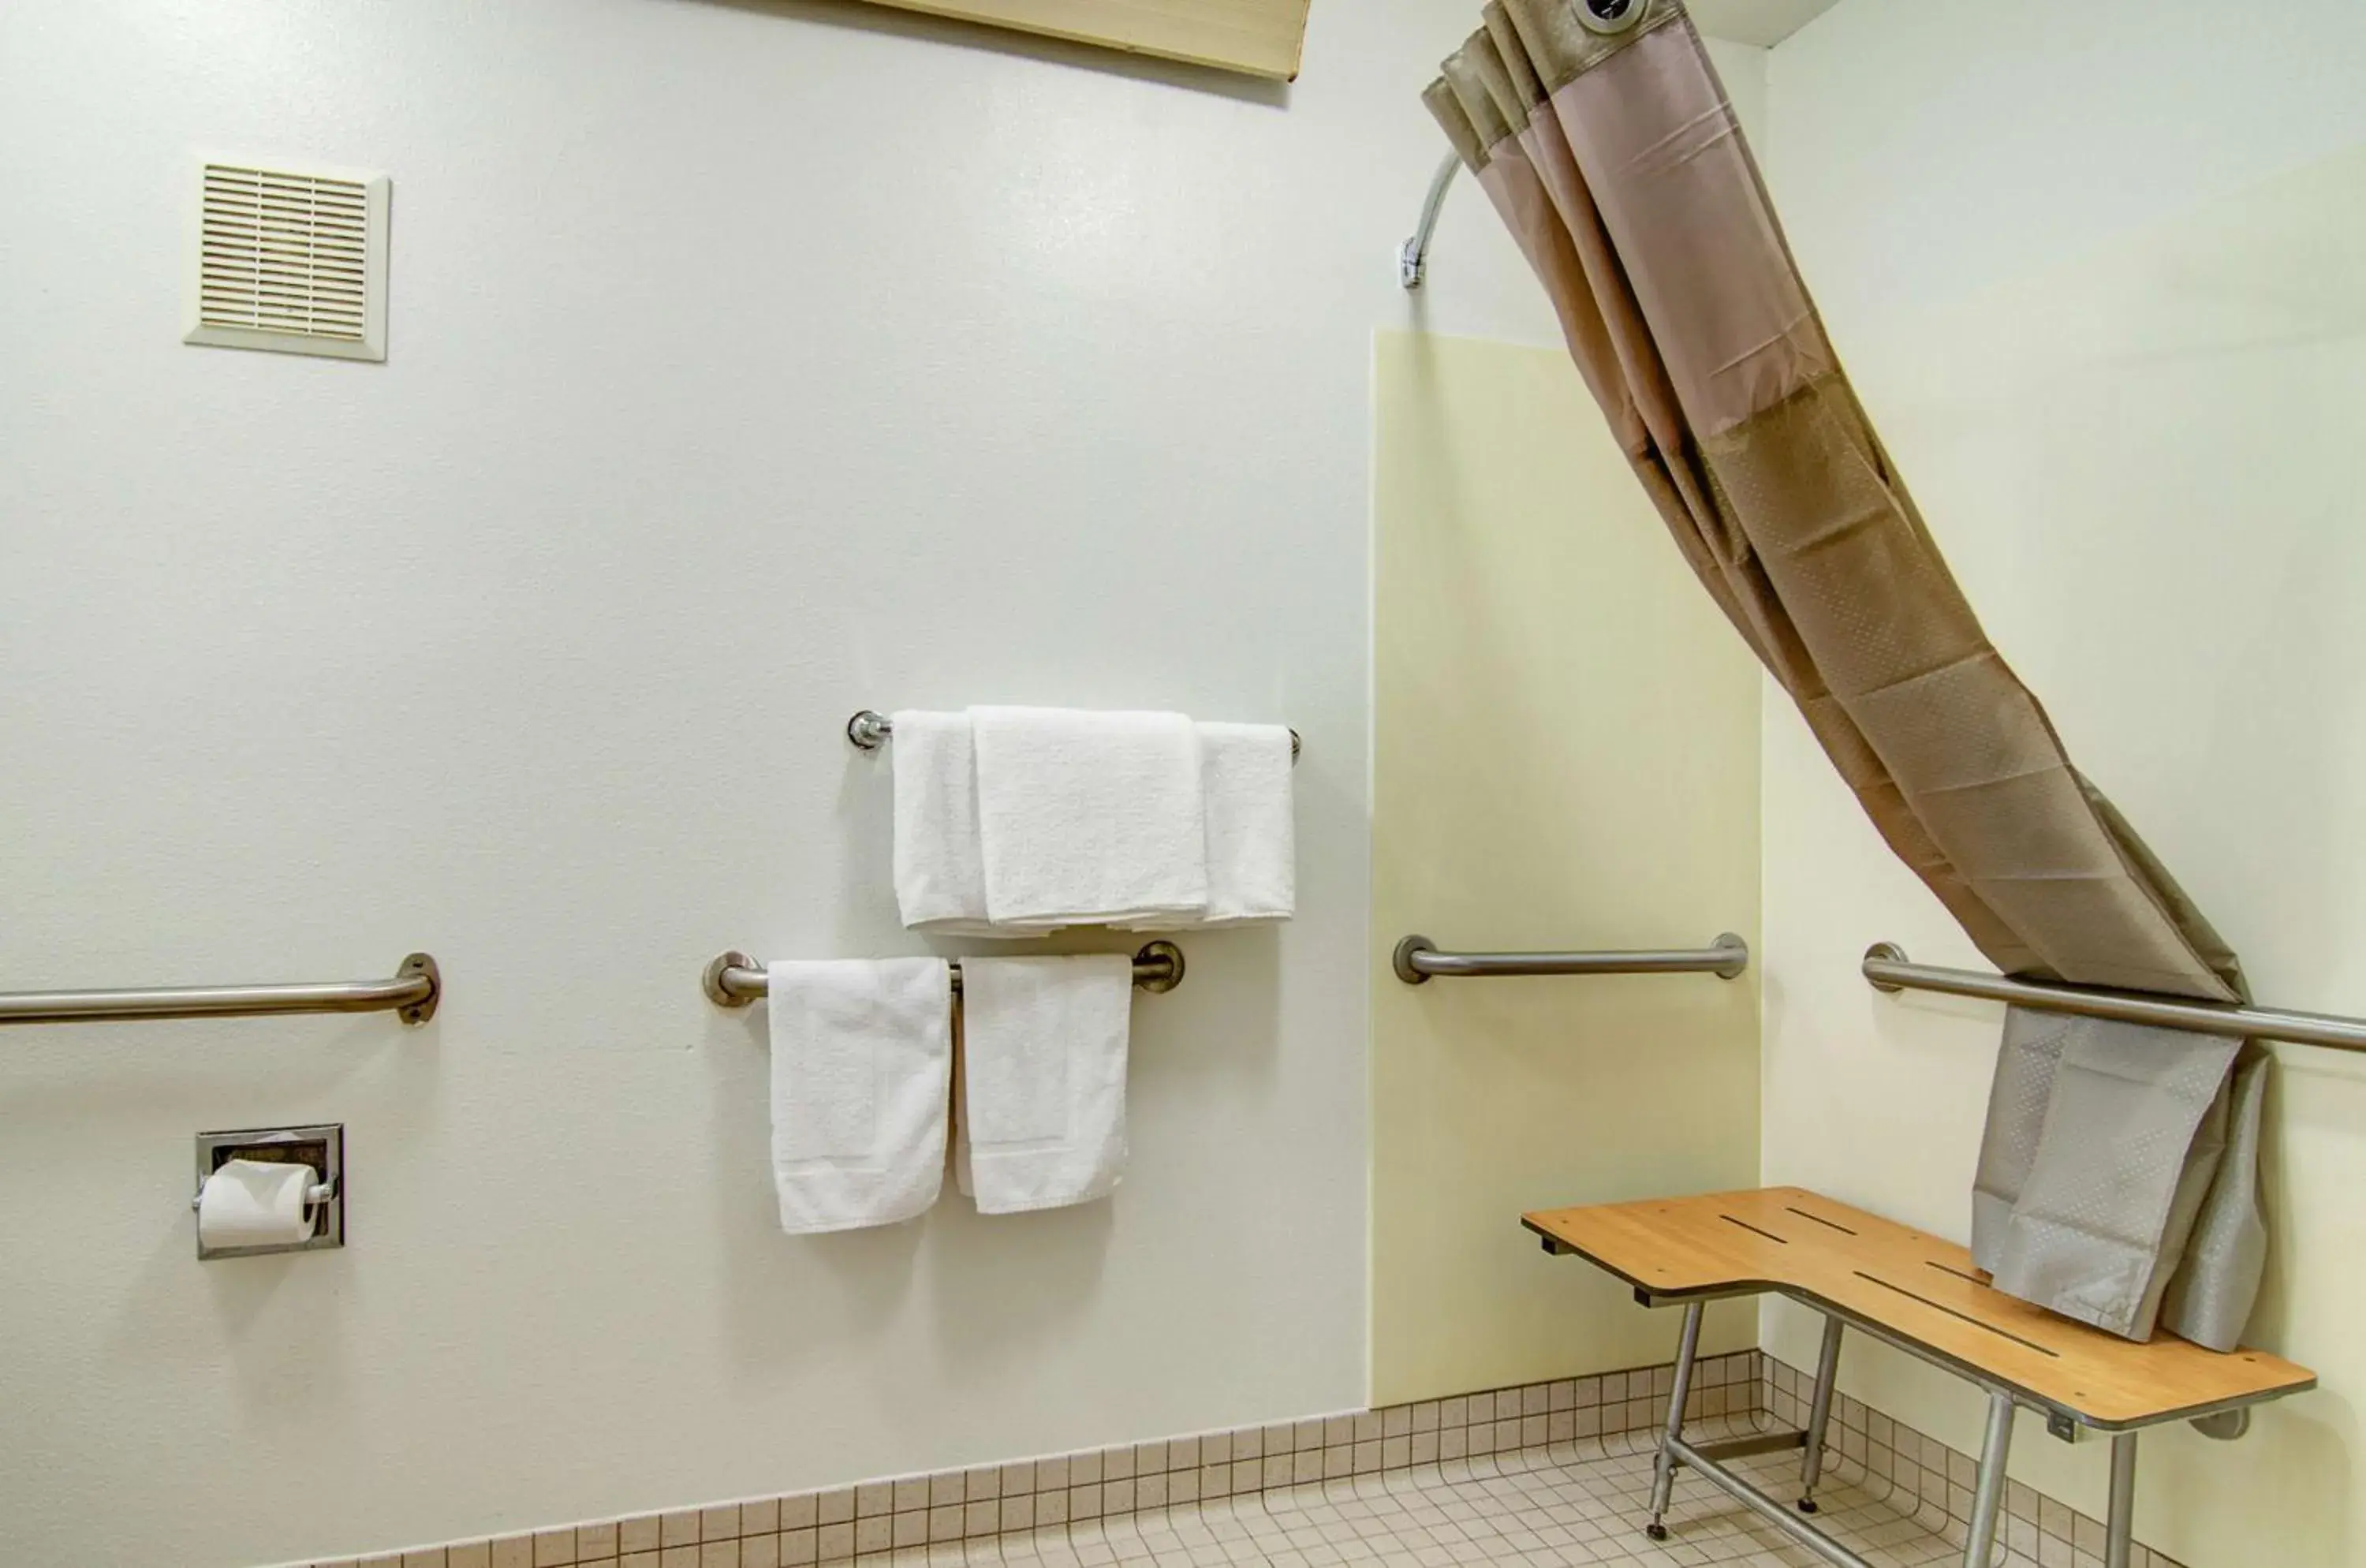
[192,1123,345,1260]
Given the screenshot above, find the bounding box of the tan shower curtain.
[1424,0,2267,1349]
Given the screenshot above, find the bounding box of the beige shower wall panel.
[1370,330,1763,1406]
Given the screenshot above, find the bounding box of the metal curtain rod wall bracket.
[703,941,1187,1008]
[1863,943,2366,1055]
[0,954,442,1027]
[1400,151,1462,289]
[846,711,1301,763]
[1394,933,1748,985]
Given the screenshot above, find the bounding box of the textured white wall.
[0,3,1575,1564]
[1760,3,2366,1562]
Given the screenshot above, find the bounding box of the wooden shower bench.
[1524,1186,2313,1568]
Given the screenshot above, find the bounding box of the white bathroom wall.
[0,3,1575,1564]
[1759,3,2366,1563]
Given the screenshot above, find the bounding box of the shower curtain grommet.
[1577,0,1651,37]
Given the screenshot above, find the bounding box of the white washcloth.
[769,958,952,1234]
[1192,722,1296,924]
[970,706,1208,928]
[955,954,1133,1213]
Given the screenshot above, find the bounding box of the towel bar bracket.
[703,951,760,1009]
[1133,939,1186,994]
[397,952,441,1025]
[1863,943,1908,993]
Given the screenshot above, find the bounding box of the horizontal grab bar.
[703,941,1186,1008]
[1863,943,2366,1055]
[1393,933,1748,986]
[0,954,440,1027]
[847,710,1301,763]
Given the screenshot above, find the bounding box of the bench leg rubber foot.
[1797,1499,1819,1514]
[1644,1524,1668,1542]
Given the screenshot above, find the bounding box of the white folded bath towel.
[956,954,1133,1214]
[769,958,952,1234]
[1191,721,1295,924]
[889,710,991,931]
[970,706,1208,928]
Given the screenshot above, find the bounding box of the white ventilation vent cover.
[185,156,389,361]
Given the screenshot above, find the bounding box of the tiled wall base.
[1760,1353,2187,1568]
[281,1347,2182,1568]
[279,1353,1757,1568]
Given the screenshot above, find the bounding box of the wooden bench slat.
[1523,1186,2314,1429]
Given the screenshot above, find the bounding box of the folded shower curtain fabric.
[1424,0,2267,1348]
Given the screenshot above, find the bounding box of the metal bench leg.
[1961,1391,2014,1568]
[1645,1301,1704,1542]
[2106,1432,2137,1568]
[1797,1314,1845,1513]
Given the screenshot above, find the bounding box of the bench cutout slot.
[1853,1271,2061,1357]
[1720,1214,1789,1245]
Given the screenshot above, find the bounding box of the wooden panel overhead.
[848,0,1311,80]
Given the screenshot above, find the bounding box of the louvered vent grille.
[199,163,368,338]
[186,157,386,360]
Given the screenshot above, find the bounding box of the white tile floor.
[899,1421,2043,1568]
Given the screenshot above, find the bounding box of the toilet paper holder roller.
[187,1178,337,1210]
[192,1123,345,1260]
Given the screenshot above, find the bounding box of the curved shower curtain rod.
[1399,151,1463,289]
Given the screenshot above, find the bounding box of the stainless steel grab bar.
[704,941,1186,1007]
[1393,933,1748,985]
[0,954,441,1027]
[1863,943,2366,1055]
[846,710,1301,763]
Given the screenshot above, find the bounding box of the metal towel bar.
[0,954,441,1027]
[1394,933,1748,985]
[704,941,1186,1008]
[847,711,1301,763]
[1863,943,2366,1055]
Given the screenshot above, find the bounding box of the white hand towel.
[769,958,951,1234]
[970,706,1208,928]
[957,954,1132,1214]
[1192,722,1296,924]
[890,711,990,931]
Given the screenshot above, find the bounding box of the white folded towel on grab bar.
[956,954,1133,1213]
[886,707,1296,933]
[971,706,1209,929]
[889,709,1009,937]
[769,958,952,1234]
[1187,721,1295,925]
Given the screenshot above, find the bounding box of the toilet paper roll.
[197,1159,319,1250]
